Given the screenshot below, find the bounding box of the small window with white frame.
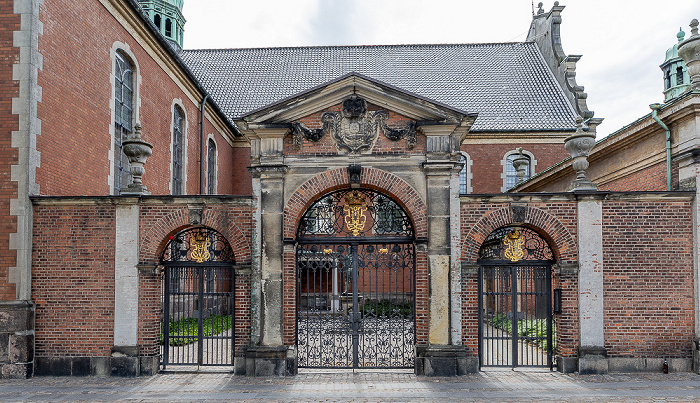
[459,152,473,195]
[172,105,185,195]
[207,138,217,195]
[502,149,536,191]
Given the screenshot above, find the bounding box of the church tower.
[138,0,186,49]
[661,28,690,102]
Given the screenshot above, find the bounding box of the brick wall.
[599,162,669,192]
[602,199,694,358]
[36,0,237,197]
[463,143,568,193]
[460,198,580,359]
[0,0,22,301]
[32,205,116,357]
[32,197,254,371]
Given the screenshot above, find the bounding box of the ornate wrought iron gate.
[477,226,554,369]
[296,189,416,369]
[160,228,236,368]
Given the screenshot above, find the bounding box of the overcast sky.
[181,0,700,138]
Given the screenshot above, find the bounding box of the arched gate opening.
[160,227,236,369]
[478,226,555,369]
[296,189,416,369]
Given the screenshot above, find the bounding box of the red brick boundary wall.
[459,198,580,364]
[281,167,430,346]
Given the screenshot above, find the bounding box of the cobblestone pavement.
[3,369,700,402]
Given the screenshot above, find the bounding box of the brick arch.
[461,206,576,263]
[283,167,428,239]
[140,208,251,265]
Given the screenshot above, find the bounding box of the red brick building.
[1,0,700,378]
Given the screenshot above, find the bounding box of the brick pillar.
[576,193,607,374]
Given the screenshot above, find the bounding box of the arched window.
[165,18,172,37]
[172,105,185,195]
[154,14,161,30]
[459,152,472,195]
[114,50,133,195]
[503,150,533,191]
[677,66,685,86]
[207,138,217,194]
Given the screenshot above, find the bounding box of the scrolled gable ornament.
[291,112,338,149]
[290,95,418,153]
[374,110,417,149]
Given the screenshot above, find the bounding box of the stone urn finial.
[679,19,700,90]
[512,148,529,185]
[565,117,597,191]
[120,123,154,195]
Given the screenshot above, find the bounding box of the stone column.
[245,127,290,376]
[416,125,471,376]
[111,198,141,377]
[674,22,700,370]
[576,193,607,374]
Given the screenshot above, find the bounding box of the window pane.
[506,154,530,190]
[459,154,468,194]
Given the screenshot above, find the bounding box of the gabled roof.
[181,43,579,133]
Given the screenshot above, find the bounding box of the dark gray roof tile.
[181,43,578,132]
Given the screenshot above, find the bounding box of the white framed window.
[110,43,141,195]
[172,104,185,195]
[458,152,473,195]
[501,149,537,192]
[207,137,217,195]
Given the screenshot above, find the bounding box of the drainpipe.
[650,103,672,191]
[199,94,209,195]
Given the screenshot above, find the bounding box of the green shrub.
[161,314,232,346]
[488,314,557,353]
[360,300,413,317]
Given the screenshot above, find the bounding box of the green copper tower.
[138,0,185,49]
[660,28,690,102]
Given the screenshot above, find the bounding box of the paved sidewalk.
[2,370,700,402]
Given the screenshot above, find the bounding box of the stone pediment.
[236,73,476,128]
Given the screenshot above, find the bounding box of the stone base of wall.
[35,349,159,377]
[578,346,692,374]
[415,345,477,376]
[0,301,35,379]
[244,346,296,376]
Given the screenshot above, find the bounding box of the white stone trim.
[450,160,462,345]
[206,134,218,194]
[114,203,139,346]
[458,151,473,194]
[578,198,604,347]
[9,0,43,300]
[169,99,187,194]
[109,42,142,195]
[500,148,537,192]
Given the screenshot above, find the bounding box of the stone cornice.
[460,191,694,204]
[30,195,254,206]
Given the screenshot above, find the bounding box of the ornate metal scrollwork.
[298,189,414,239]
[161,227,236,264]
[478,226,553,263]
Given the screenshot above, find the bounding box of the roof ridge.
[181,42,529,53]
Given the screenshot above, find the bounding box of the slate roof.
[181,43,579,132]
